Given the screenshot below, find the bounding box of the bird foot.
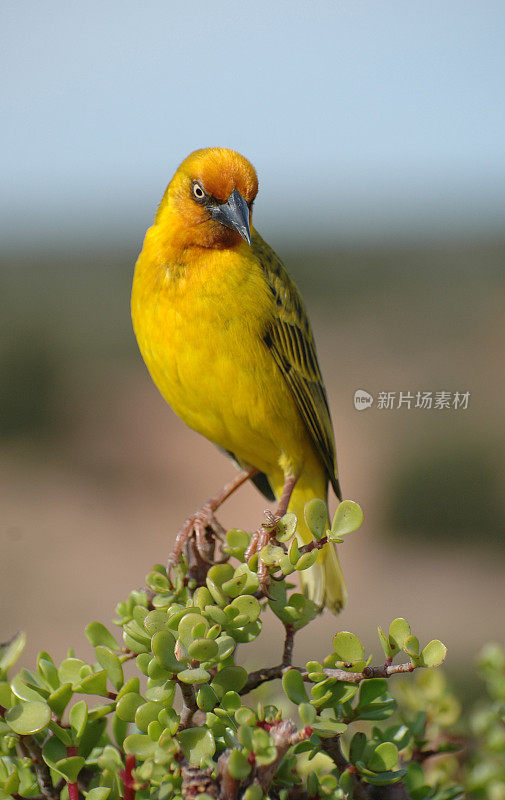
[168,503,226,570]
[245,511,282,597]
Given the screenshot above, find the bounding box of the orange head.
[156,148,259,249]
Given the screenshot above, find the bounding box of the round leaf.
[388,618,411,651]
[276,513,297,542]
[282,669,309,705]
[86,789,111,800]
[178,727,215,766]
[228,750,252,779]
[421,640,447,668]
[151,630,179,671]
[178,668,211,684]
[304,498,328,540]
[54,756,85,784]
[95,647,124,691]
[229,595,261,623]
[5,700,51,734]
[333,632,364,663]
[69,700,88,738]
[367,742,399,772]
[188,638,219,662]
[211,666,247,693]
[124,733,157,759]
[296,550,318,571]
[116,692,144,722]
[331,501,363,536]
[85,622,118,650]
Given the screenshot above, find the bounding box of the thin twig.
[242,660,415,694]
[282,624,295,667]
[179,681,198,728]
[19,736,59,800]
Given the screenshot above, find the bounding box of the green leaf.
[197,684,217,712]
[288,538,301,565]
[151,630,180,671]
[135,701,164,733]
[69,700,88,739]
[178,668,211,684]
[225,529,251,557]
[0,631,26,676]
[276,513,297,542]
[178,727,215,766]
[48,682,73,717]
[349,732,367,764]
[116,692,144,722]
[53,756,85,784]
[5,700,51,734]
[95,647,124,691]
[312,719,347,737]
[37,656,59,690]
[229,595,261,623]
[304,498,328,540]
[259,543,285,566]
[78,717,107,759]
[212,666,248,693]
[0,681,13,707]
[143,610,171,635]
[76,670,109,696]
[331,501,363,536]
[58,658,87,688]
[188,638,219,662]
[333,631,364,663]
[296,550,319,571]
[403,635,420,657]
[388,618,411,651]
[299,702,317,725]
[367,742,399,772]
[356,763,406,786]
[144,680,176,704]
[243,785,263,800]
[178,613,209,646]
[48,719,73,745]
[377,626,392,659]
[86,789,111,800]
[228,750,252,779]
[215,635,237,660]
[85,622,118,650]
[282,669,309,704]
[10,674,47,702]
[420,640,447,668]
[123,733,157,759]
[358,678,388,707]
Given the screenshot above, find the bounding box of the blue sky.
[2,0,505,245]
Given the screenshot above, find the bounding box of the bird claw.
[245,510,282,597]
[168,503,226,570]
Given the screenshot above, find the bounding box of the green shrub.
[0,501,467,800]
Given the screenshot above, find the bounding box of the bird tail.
[288,481,347,615]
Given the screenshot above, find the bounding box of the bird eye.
[191,181,207,203]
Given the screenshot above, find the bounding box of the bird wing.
[253,233,341,498]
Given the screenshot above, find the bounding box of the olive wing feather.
[254,234,341,499]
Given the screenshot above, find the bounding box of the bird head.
[156,148,258,249]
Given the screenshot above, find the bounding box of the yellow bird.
[131,147,347,613]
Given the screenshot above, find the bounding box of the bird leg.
[168,467,257,569]
[246,475,298,591]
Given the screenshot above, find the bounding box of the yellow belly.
[131,233,316,488]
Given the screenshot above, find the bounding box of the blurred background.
[1,1,504,698]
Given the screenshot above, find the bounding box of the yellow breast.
[131,226,311,483]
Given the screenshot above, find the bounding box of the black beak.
[208,189,251,245]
